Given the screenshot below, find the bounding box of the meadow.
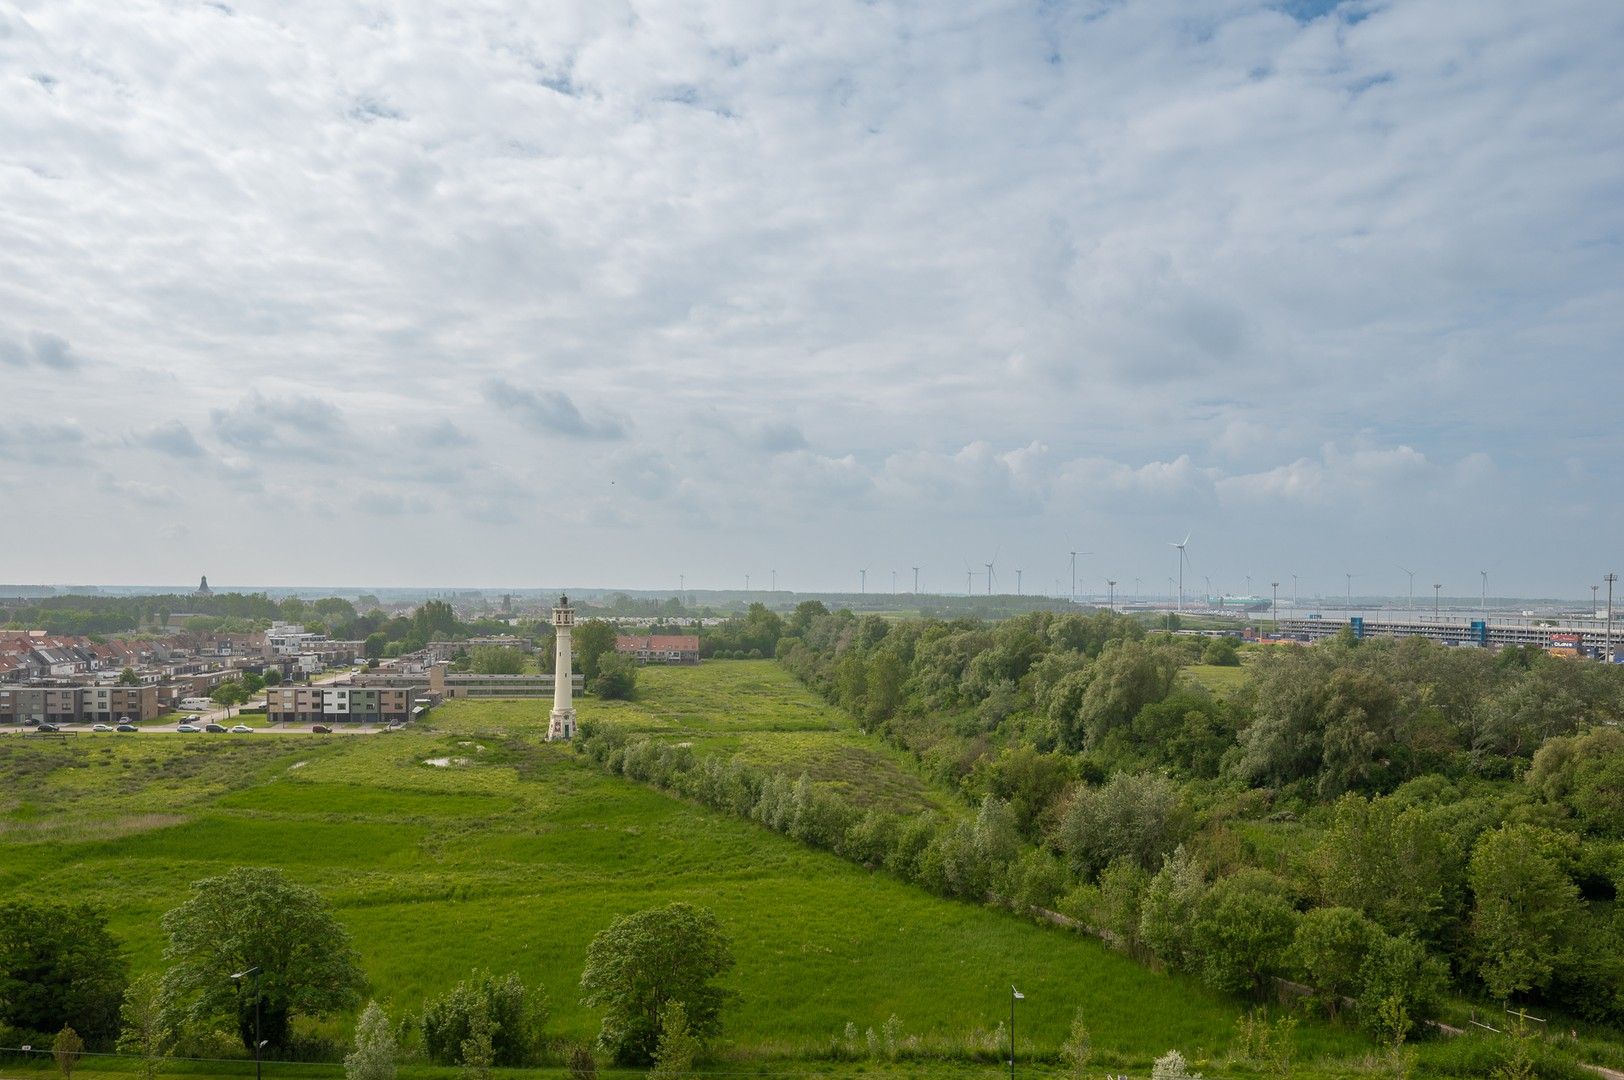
[0,662,1540,1078]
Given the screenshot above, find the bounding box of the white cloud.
[0,0,1619,591]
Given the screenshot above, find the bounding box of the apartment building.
[0,684,163,724]
[265,684,425,724]
[80,685,161,723]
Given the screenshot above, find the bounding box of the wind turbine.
[891,569,897,594]
[1480,569,1489,616]
[1067,548,1092,603]
[912,566,920,593]
[859,569,866,595]
[1345,572,1355,611]
[1398,566,1416,614]
[1015,569,1022,596]
[985,548,999,596]
[1168,533,1191,613]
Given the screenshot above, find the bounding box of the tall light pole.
[1345,572,1354,612]
[1592,584,1599,617]
[1107,579,1116,610]
[1481,570,1489,618]
[1069,551,1077,603]
[1272,581,1280,631]
[230,966,264,1080]
[1607,573,1618,661]
[745,573,751,593]
[1009,985,1024,1080]
[1292,573,1299,610]
[1434,583,1442,620]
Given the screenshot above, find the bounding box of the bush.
[420,971,546,1067]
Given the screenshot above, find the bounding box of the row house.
[0,683,163,724]
[265,684,426,724]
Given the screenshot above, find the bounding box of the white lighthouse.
[548,594,576,741]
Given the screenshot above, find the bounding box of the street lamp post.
[1272,582,1280,632]
[230,966,264,1080]
[1009,985,1024,1080]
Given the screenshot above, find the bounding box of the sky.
[2,0,1622,598]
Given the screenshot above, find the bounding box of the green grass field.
[0,663,1536,1078]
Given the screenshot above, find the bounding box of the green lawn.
[0,662,1531,1078]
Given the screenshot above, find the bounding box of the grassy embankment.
[0,661,1534,1078]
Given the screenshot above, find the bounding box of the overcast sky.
[3,0,1621,598]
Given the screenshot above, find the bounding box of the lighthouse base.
[548,708,576,742]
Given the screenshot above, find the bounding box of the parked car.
[175,724,201,733]
[204,723,228,733]
[91,723,113,732]
[311,724,333,734]
[229,725,254,734]
[115,724,139,733]
[36,722,61,733]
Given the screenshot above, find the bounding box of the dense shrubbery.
[420,970,547,1067]
[756,607,1624,1028]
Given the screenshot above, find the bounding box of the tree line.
[0,868,731,1075]
[760,607,1624,1031]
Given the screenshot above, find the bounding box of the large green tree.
[579,903,734,1065]
[1468,824,1581,1001]
[0,903,127,1045]
[572,620,620,680]
[158,867,365,1052]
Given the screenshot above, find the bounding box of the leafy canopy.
[158,867,364,1052]
[579,903,734,1065]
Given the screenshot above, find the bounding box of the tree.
[573,620,619,680]
[364,632,388,659]
[1060,1007,1091,1079]
[53,1025,83,1080]
[1201,638,1240,666]
[1310,795,1456,943]
[468,646,526,676]
[0,902,127,1045]
[344,1001,397,1080]
[592,652,639,700]
[420,970,547,1067]
[1190,870,1299,995]
[1292,907,1379,1015]
[1054,772,1185,879]
[648,1000,699,1080]
[158,867,365,1053]
[117,667,141,686]
[263,668,282,687]
[117,973,172,1080]
[579,904,735,1065]
[1139,845,1207,971]
[1468,824,1581,1001]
